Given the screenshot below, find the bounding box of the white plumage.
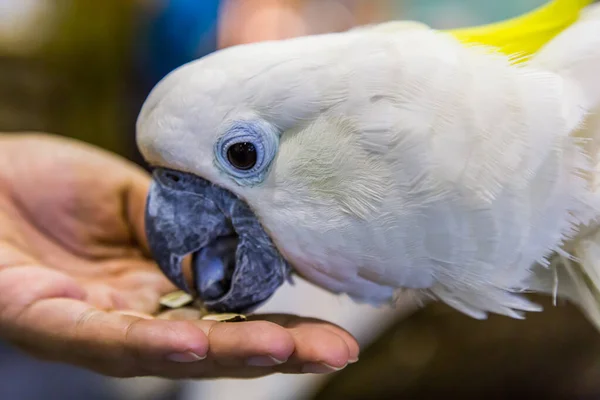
[137,3,600,328]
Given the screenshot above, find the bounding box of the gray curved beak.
[145,168,291,314]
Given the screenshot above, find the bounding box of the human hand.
[0,132,359,378]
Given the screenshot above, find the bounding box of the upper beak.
[144,167,291,314]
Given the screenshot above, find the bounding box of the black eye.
[226,142,257,170]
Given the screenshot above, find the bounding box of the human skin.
[0,132,359,379]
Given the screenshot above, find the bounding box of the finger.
[114,310,154,319]
[155,309,296,367]
[317,326,360,363]
[252,314,360,364]
[284,324,350,374]
[173,314,356,373]
[156,307,203,320]
[134,317,352,379]
[157,311,341,369]
[194,320,296,368]
[124,169,152,258]
[3,297,211,377]
[153,312,299,368]
[293,317,360,363]
[0,266,208,377]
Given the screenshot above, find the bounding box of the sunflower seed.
[201,313,247,323]
[159,290,194,309]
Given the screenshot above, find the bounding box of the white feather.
[136,3,600,327]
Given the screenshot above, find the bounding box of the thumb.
[124,166,153,258]
[124,167,194,288]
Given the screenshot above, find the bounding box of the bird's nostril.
[165,172,181,182]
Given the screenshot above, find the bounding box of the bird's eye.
[214,120,279,184]
[226,142,257,170]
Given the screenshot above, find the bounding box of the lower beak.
[144,168,291,314]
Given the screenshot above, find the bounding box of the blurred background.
[2,0,600,399]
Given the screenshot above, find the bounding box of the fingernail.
[167,351,206,363]
[348,357,359,364]
[246,355,287,367]
[301,363,346,374]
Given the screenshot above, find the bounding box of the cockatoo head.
[137,31,424,313]
[137,34,343,313]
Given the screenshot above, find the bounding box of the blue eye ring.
[214,120,279,184]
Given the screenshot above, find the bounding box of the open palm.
[0,132,358,378]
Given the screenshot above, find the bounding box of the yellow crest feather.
[446,0,593,61]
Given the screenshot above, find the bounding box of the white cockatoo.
[137,0,600,329]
